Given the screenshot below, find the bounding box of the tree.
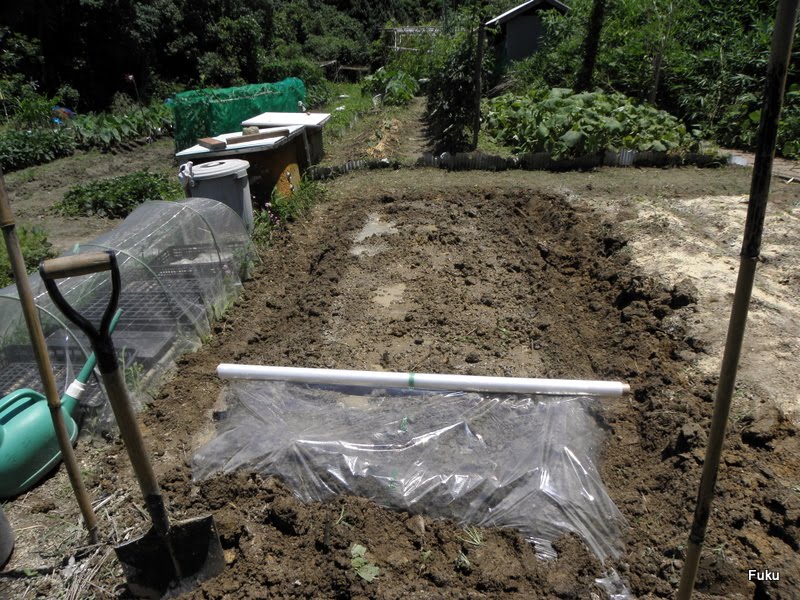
[575,0,608,91]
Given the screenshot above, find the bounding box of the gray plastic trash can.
[180,159,253,231]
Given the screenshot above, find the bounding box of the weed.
[454,551,471,571]
[350,544,380,582]
[457,526,484,547]
[270,179,328,223]
[334,507,352,528]
[712,542,727,564]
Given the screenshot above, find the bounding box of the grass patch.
[320,82,376,139]
[252,180,328,246]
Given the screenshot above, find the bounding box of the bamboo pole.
[0,170,98,543]
[471,21,485,151]
[677,0,799,596]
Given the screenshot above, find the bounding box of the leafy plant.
[0,128,76,172]
[362,68,418,106]
[426,25,493,153]
[483,87,697,158]
[350,544,380,582]
[454,551,472,572]
[0,226,56,288]
[69,103,173,152]
[56,172,183,218]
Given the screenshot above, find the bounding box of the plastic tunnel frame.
[0,197,255,433]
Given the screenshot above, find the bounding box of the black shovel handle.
[40,251,120,374]
[40,251,170,535]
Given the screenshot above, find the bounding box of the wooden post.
[676,0,799,597]
[472,22,485,151]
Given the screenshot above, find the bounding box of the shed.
[486,0,569,63]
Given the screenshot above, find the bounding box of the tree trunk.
[649,49,664,104]
[576,0,608,91]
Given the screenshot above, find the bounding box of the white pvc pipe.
[217,364,631,397]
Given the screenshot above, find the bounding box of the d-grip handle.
[39,251,113,279]
[39,250,121,374]
[41,250,166,507]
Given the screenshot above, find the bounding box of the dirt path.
[3,139,176,254]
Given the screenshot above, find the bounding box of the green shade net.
[172,78,306,151]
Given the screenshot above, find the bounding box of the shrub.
[259,57,324,88]
[0,226,56,288]
[306,82,332,109]
[483,88,697,159]
[56,171,183,218]
[362,68,418,106]
[426,30,491,153]
[0,128,75,172]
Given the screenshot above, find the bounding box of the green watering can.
[0,310,121,498]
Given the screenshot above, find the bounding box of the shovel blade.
[115,515,224,599]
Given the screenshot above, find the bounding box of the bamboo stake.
[0,169,98,543]
[471,21,485,151]
[677,0,799,597]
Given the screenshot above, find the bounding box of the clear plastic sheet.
[193,380,627,564]
[0,198,255,432]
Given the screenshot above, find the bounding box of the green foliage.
[70,103,173,152]
[270,180,328,223]
[258,57,325,89]
[273,1,370,65]
[362,68,418,106]
[253,180,328,246]
[511,0,800,156]
[0,226,56,289]
[322,82,376,138]
[484,88,696,159]
[56,172,183,218]
[0,128,75,172]
[426,26,492,153]
[350,544,380,582]
[306,83,332,109]
[8,85,61,130]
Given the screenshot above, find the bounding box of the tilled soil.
[2,169,799,599]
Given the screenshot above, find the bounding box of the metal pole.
[0,170,98,543]
[677,0,799,597]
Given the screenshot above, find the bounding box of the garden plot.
[3,169,799,600]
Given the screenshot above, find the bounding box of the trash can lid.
[190,159,250,180]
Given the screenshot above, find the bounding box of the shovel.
[39,250,224,599]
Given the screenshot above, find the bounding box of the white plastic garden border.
[217,364,630,397]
